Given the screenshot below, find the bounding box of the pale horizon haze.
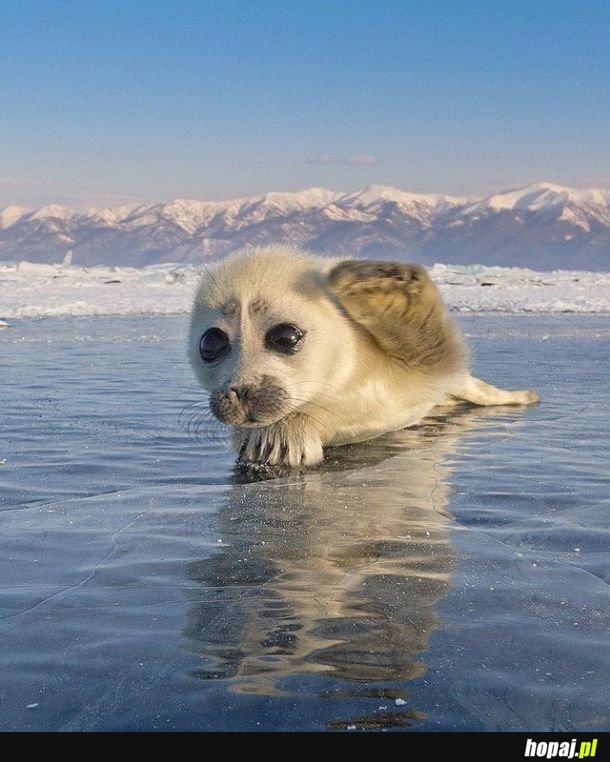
[2,0,609,209]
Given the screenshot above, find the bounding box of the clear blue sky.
[1,0,609,208]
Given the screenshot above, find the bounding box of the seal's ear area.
[327,259,435,326]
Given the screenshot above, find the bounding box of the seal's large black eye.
[265,323,304,354]
[199,327,230,362]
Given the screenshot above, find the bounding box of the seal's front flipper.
[449,375,539,406]
[235,415,324,468]
[327,260,465,373]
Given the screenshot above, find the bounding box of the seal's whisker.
[179,400,231,446]
[280,399,340,431]
[178,399,209,423]
[284,395,348,426]
[284,379,337,392]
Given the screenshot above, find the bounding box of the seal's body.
[189,246,538,468]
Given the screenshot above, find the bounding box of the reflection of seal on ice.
[189,245,539,468]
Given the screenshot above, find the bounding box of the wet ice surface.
[0,315,608,731]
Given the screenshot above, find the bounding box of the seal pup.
[188,245,539,469]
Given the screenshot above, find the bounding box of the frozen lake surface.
[2,260,610,318]
[0,314,608,731]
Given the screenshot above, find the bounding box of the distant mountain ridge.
[1,181,609,270]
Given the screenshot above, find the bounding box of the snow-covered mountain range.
[1,182,609,270]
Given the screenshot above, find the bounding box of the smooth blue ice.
[0,315,608,731]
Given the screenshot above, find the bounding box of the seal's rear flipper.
[449,375,540,406]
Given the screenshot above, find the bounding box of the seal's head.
[188,247,352,429]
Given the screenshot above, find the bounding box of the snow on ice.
[0,260,609,319]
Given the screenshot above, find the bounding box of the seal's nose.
[227,385,253,404]
[211,385,251,425]
[227,386,242,402]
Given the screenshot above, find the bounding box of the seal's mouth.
[210,377,289,428]
[236,416,270,428]
[212,409,284,428]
